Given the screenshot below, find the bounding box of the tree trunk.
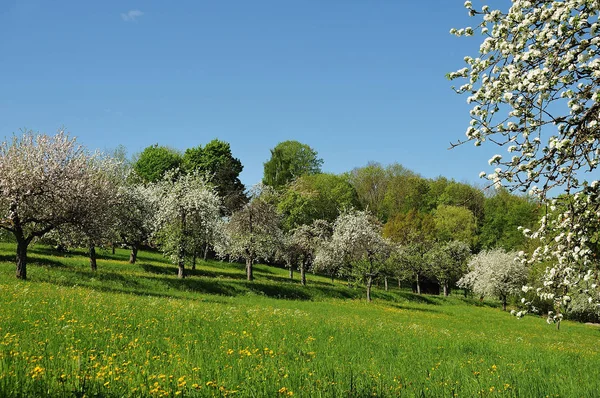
[502,296,507,311]
[15,237,28,280]
[192,250,197,270]
[112,244,115,255]
[384,276,388,291]
[129,244,139,264]
[443,281,448,297]
[398,278,401,288]
[246,257,253,281]
[300,262,306,286]
[89,244,97,272]
[366,275,373,302]
[177,245,185,279]
[289,266,293,279]
[203,243,209,261]
[416,273,421,295]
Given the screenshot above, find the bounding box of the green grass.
[0,243,599,397]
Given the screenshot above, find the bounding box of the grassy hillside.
[0,243,599,397]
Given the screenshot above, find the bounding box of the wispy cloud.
[121,9,143,22]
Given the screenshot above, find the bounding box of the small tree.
[326,210,391,302]
[0,131,109,279]
[153,170,221,278]
[391,243,432,295]
[290,219,332,286]
[220,186,282,281]
[427,241,471,297]
[457,249,527,311]
[115,183,159,264]
[54,154,122,271]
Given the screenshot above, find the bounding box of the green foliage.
[263,140,323,188]
[277,173,359,230]
[479,188,540,251]
[182,140,246,214]
[382,210,436,245]
[433,205,478,247]
[133,145,182,183]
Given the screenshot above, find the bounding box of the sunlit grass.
[0,242,599,397]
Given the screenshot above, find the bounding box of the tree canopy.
[133,145,182,183]
[263,140,323,189]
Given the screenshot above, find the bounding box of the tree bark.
[416,273,421,295]
[203,243,209,261]
[112,244,115,255]
[289,266,293,279]
[177,243,186,279]
[15,237,28,280]
[246,257,253,281]
[366,275,373,302]
[129,244,139,264]
[89,244,97,272]
[502,296,507,311]
[300,262,306,286]
[384,276,388,291]
[443,281,449,297]
[398,278,401,288]
[192,250,197,270]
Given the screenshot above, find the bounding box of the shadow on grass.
[388,303,442,314]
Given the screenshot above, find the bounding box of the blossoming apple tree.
[449,0,600,320]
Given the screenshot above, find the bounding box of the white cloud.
[121,9,143,22]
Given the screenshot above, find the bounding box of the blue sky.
[0,1,494,188]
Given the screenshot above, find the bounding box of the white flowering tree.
[0,131,109,279]
[449,1,600,320]
[153,170,222,279]
[219,186,283,281]
[324,210,391,302]
[458,249,527,311]
[53,154,122,271]
[427,241,471,297]
[290,219,332,286]
[115,183,159,264]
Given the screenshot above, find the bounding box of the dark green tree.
[133,145,182,183]
[263,141,323,189]
[479,188,540,250]
[182,139,246,214]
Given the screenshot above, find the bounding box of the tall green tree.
[433,205,477,247]
[479,188,539,251]
[182,139,246,214]
[277,173,359,230]
[133,145,182,183]
[263,140,323,189]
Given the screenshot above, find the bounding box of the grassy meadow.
[0,243,599,397]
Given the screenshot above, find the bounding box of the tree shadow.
[387,303,442,314]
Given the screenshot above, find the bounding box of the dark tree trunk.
[502,296,507,311]
[289,266,293,280]
[16,237,28,280]
[192,250,197,270]
[331,275,335,283]
[384,276,388,291]
[416,273,421,295]
[129,244,139,264]
[246,257,253,281]
[89,244,97,271]
[366,275,373,302]
[112,244,115,255]
[300,262,306,286]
